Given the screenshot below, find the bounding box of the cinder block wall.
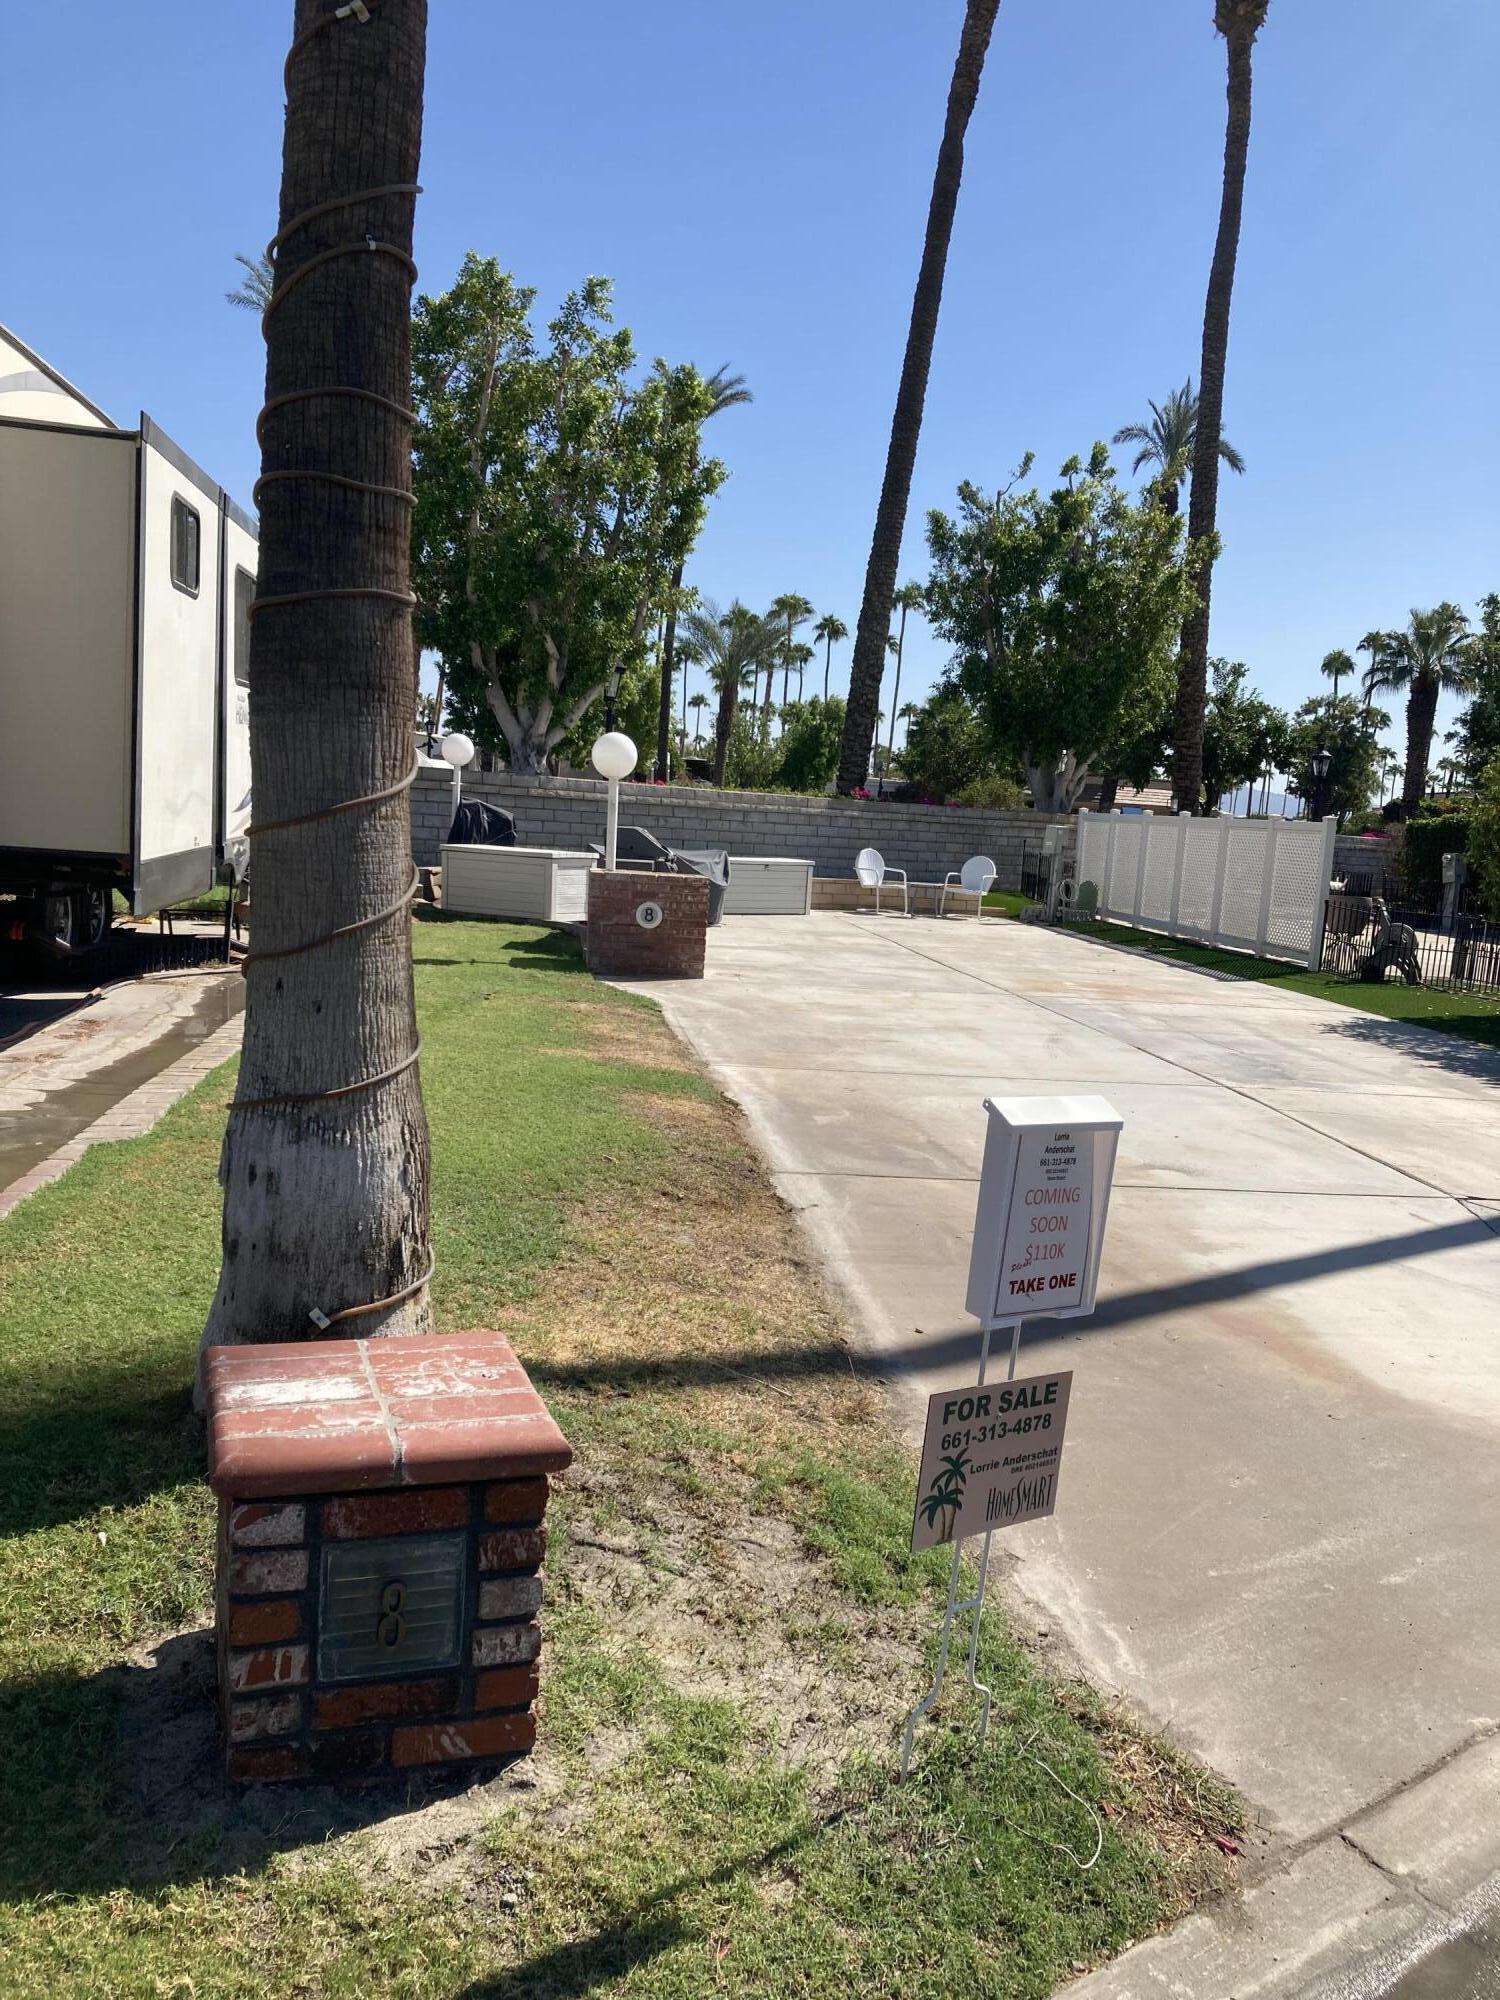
[411,769,1072,894]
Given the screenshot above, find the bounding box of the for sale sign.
[997,1129,1093,1311]
[910,1370,1072,1551]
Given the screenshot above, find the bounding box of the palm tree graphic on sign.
[918,1448,971,1545]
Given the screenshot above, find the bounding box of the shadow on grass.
[0,1629,529,1903]
[0,1382,200,1537]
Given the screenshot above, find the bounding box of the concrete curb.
[0,1013,243,1220]
[1062,1730,1500,1998]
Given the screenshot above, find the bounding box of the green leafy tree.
[412,257,725,772]
[813,612,848,698]
[1173,0,1271,813]
[1112,377,1244,515]
[1449,595,1500,785]
[1200,658,1288,812]
[1465,757,1500,918]
[923,447,1196,811]
[838,0,1002,794]
[777,696,847,793]
[900,685,1010,802]
[1283,694,1388,825]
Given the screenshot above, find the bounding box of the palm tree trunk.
[823,636,833,700]
[886,605,907,772]
[1402,678,1439,819]
[1172,5,1265,814]
[713,677,739,787]
[202,0,431,1358]
[836,0,1001,795]
[655,558,683,780]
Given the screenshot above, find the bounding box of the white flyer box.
[965,1095,1122,1326]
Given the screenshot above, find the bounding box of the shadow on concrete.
[1328,1008,1500,1084]
[526,1214,1495,1398]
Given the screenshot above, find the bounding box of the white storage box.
[720,856,814,915]
[440,844,595,924]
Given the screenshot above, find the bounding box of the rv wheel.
[39,887,112,958]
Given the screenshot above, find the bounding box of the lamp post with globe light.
[591,727,637,873]
[440,730,475,831]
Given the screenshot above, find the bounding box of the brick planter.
[203,1331,571,1785]
[585,868,707,978]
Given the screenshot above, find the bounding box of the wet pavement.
[0,929,243,1206]
[1385,1923,1500,2000]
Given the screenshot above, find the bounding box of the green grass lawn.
[1064,918,1500,1048]
[981,890,1040,917]
[0,916,1237,1999]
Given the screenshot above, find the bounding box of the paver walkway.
[625,910,1500,1991]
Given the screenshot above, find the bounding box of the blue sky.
[5,0,1497,774]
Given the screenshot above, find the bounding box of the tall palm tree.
[676,636,701,749]
[785,641,815,706]
[656,366,752,777]
[682,599,777,786]
[1320,648,1354,702]
[898,699,920,754]
[767,593,813,720]
[1171,0,1271,815]
[1112,378,1244,515]
[886,581,924,771]
[203,0,431,1356]
[837,0,1002,795]
[1375,604,1475,818]
[687,690,710,746]
[226,251,274,312]
[814,612,848,699]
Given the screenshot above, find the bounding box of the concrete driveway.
[626,911,1500,1872]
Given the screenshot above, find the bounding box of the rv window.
[170,496,200,595]
[233,568,254,687]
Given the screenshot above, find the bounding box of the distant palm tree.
[681,599,777,786]
[767,593,813,720]
[676,637,702,748]
[226,252,274,312]
[898,700,921,754]
[657,366,752,776]
[1172,0,1271,814]
[786,641,815,706]
[838,0,1003,794]
[1320,648,1354,702]
[1374,604,1475,818]
[687,690,710,747]
[814,613,848,699]
[1112,378,1244,516]
[886,582,925,772]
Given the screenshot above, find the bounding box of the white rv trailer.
[0,324,255,953]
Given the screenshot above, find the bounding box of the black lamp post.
[1310,744,1333,821]
[604,661,624,734]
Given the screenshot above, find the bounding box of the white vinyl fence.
[1074,809,1339,968]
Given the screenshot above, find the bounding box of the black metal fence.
[1320,891,1500,996]
[1020,840,1058,905]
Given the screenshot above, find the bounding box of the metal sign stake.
[900,1315,1023,1778]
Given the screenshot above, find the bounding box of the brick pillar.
[585,870,708,978]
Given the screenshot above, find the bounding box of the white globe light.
[591,731,638,783]
[440,731,475,769]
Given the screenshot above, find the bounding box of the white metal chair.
[938,854,997,918]
[854,846,909,916]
